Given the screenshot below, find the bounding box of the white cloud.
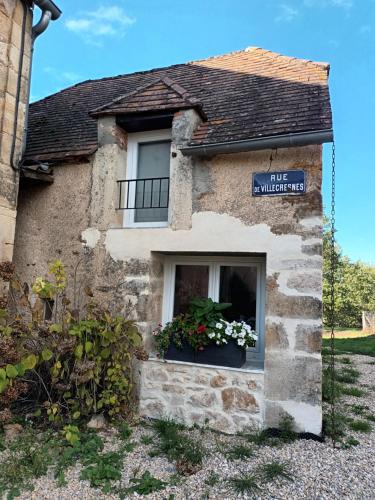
[304,0,353,9]
[65,5,135,45]
[275,4,299,22]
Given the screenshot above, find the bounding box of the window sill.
[123,222,169,229]
[147,355,264,374]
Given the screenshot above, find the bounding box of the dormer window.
[122,129,171,228]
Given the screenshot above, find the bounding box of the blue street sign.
[252,170,306,197]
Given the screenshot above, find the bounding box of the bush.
[0,260,147,423]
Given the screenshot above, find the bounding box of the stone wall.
[0,0,32,263]
[13,161,92,298]
[140,359,264,434]
[13,108,324,434]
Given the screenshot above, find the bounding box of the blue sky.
[30,0,375,264]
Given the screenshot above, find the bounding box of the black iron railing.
[117,177,170,210]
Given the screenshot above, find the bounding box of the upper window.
[123,130,171,228]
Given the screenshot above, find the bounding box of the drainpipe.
[180,129,334,156]
[10,0,61,171]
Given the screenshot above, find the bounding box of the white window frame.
[123,129,172,228]
[162,255,266,361]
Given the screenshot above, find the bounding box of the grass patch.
[348,420,372,433]
[259,461,293,482]
[323,412,347,440]
[341,386,365,397]
[342,437,360,448]
[335,367,360,385]
[140,435,153,445]
[151,418,204,471]
[322,335,375,357]
[349,404,369,416]
[80,451,123,493]
[125,470,167,495]
[228,473,261,494]
[204,471,220,487]
[225,444,254,461]
[365,414,375,422]
[339,357,353,365]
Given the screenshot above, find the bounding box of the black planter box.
[164,340,195,363]
[195,341,246,368]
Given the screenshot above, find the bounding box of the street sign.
[252,169,306,197]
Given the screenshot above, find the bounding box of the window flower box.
[153,298,257,369]
[195,340,246,368]
[164,339,195,363]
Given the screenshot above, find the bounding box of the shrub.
[0,261,147,423]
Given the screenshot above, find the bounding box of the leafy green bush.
[0,260,146,423]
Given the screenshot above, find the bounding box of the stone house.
[13,47,332,435]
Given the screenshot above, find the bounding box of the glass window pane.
[135,140,170,223]
[219,266,257,329]
[173,265,209,316]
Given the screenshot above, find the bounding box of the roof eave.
[180,129,334,156]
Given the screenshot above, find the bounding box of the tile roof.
[89,77,207,120]
[25,47,332,162]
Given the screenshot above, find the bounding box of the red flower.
[197,325,206,334]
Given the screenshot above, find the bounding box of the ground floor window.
[162,256,265,362]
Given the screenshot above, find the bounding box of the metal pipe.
[32,9,52,39]
[180,129,334,156]
[10,0,28,171]
[33,0,61,20]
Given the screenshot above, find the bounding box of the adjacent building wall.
[14,109,323,434]
[0,0,32,263]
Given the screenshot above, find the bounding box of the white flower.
[216,341,220,345]
[223,339,227,344]
[238,338,245,346]
[216,322,223,329]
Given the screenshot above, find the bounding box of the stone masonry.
[140,359,264,434]
[0,0,32,264]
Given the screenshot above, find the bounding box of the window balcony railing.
[117,177,170,210]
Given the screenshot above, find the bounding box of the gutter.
[180,129,334,156]
[10,0,61,171]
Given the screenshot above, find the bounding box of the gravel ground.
[14,354,375,500]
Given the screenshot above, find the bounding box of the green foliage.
[323,221,375,328]
[323,336,375,358]
[335,367,360,385]
[342,437,360,448]
[80,451,123,492]
[341,386,365,397]
[279,415,297,442]
[259,461,293,482]
[323,412,347,440]
[322,367,342,404]
[126,470,167,495]
[188,297,231,324]
[228,473,261,494]
[349,404,369,416]
[118,422,132,440]
[0,261,144,423]
[225,444,254,461]
[62,424,80,446]
[151,418,204,467]
[348,419,372,433]
[140,434,153,445]
[339,357,353,365]
[204,472,220,486]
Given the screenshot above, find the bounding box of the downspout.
[10,0,61,171]
[180,129,334,156]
